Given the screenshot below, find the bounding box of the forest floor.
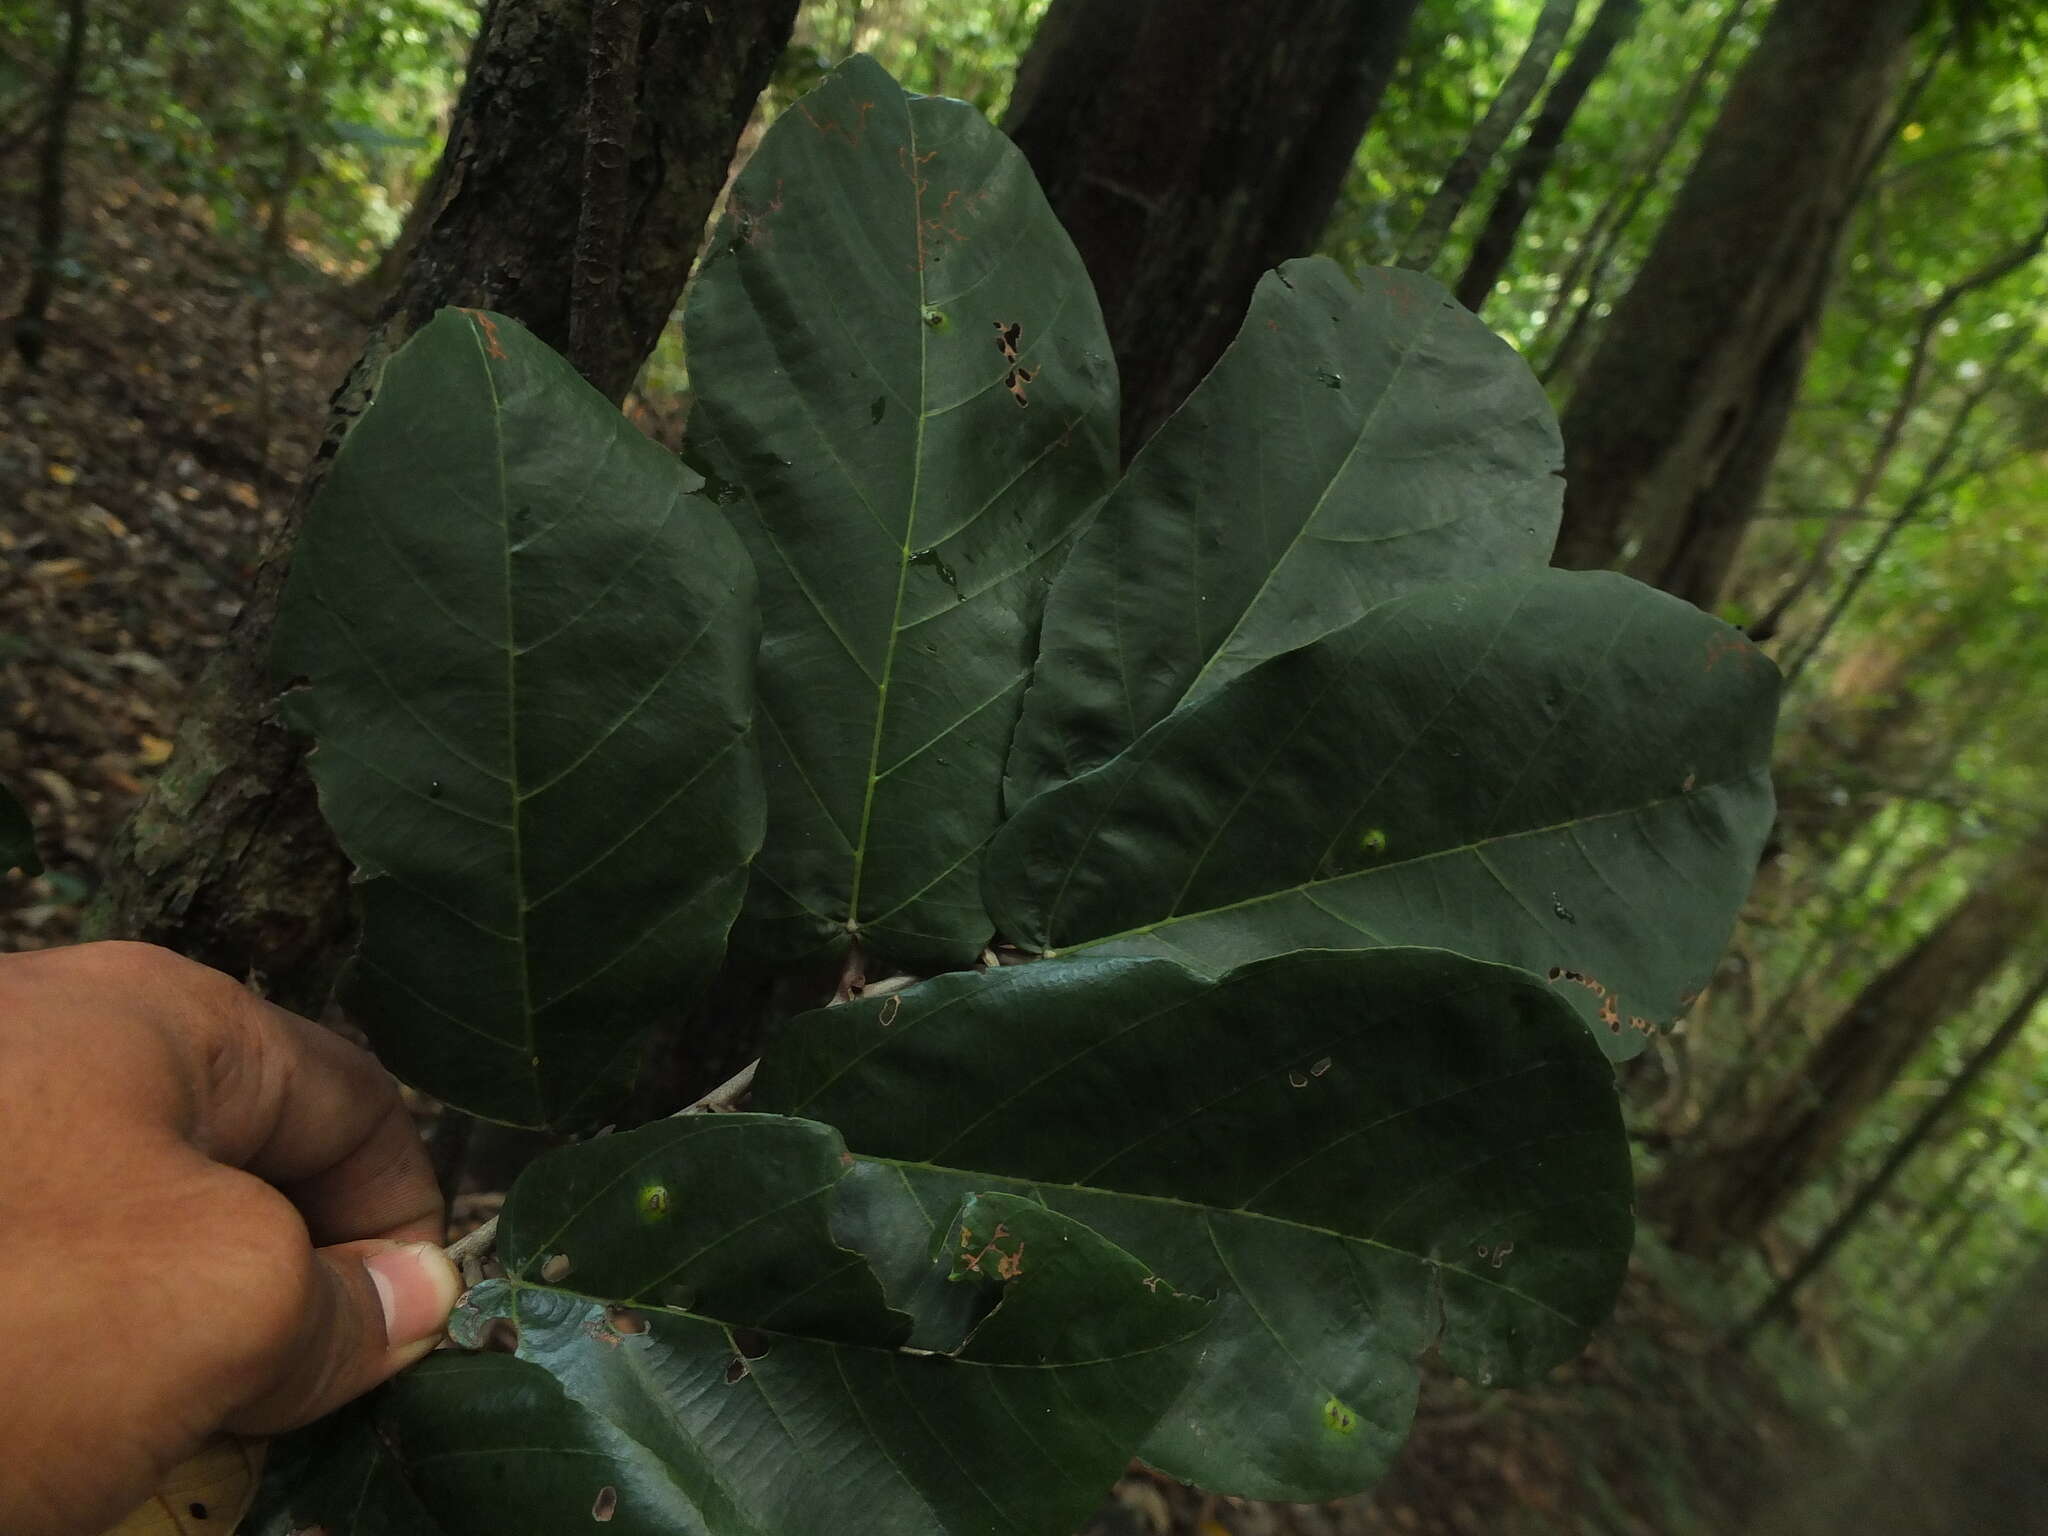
[2,158,1827,1536]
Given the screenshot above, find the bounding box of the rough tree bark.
[1551,0,1927,596]
[1003,0,1423,454]
[85,0,798,1018]
[1453,0,1642,313]
[1650,827,2048,1257]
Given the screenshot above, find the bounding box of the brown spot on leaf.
[798,98,873,148]
[606,1306,649,1336]
[540,1253,572,1283]
[724,1355,749,1384]
[459,309,507,360]
[878,995,901,1027]
[592,1486,618,1523]
[481,1317,521,1354]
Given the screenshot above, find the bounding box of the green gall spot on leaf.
[637,1183,672,1223]
[1323,1396,1358,1435]
[1359,827,1388,856]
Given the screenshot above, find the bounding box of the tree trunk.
[1551,0,1924,582]
[84,0,798,1018]
[1529,0,1756,380]
[1453,0,1642,312]
[1003,0,1422,455]
[1735,963,2048,1344]
[1396,0,1580,276]
[1627,250,1828,608]
[1649,828,2048,1257]
[12,0,88,368]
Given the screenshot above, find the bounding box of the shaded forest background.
[5,0,2048,1531]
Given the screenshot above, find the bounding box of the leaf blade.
[259,1115,1206,1536]
[1005,260,1562,804]
[755,949,1634,1500]
[271,308,763,1128]
[686,55,1118,971]
[987,568,1779,1055]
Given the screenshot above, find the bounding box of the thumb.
[229,1239,463,1434]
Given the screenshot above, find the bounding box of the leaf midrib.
[467,320,542,1126]
[1050,777,1761,963]
[1175,274,1445,709]
[844,97,930,934]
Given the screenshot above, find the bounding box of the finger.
[226,1238,463,1434]
[138,945,446,1245]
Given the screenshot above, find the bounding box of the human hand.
[0,942,462,1536]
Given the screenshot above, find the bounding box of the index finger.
[110,943,445,1246]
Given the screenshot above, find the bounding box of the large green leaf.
[1005,259,1562,806]
[985,569,1779,1057]
[755,949,1633,1501]
[272,309,762,1130]
[685,54,1118,973]
[0,778,39,876]
[254,1114,1207,1536]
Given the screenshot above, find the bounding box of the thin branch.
[1751,197,2048,639]
[1733,961,2048,1346]
[1780,329,2035,683]
[1454,0,1643,312]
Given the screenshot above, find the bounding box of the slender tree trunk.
[1629,252,1828,606]
[1398,0,1581,276]
[1530,0,1756,379]
[1453,0,1640,311]
[85,0,798,1017]
[259,2,345,259]
[1609,41,1943,607]
[1551,0,1924,583]
[1650,827,2048,1257]
[1890,1136,2024,1304]
[1004,0,1423,454]
[1736,963,2048,1343]
[12,0,87,367]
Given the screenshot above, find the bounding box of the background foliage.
[5,0,2048,1531]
